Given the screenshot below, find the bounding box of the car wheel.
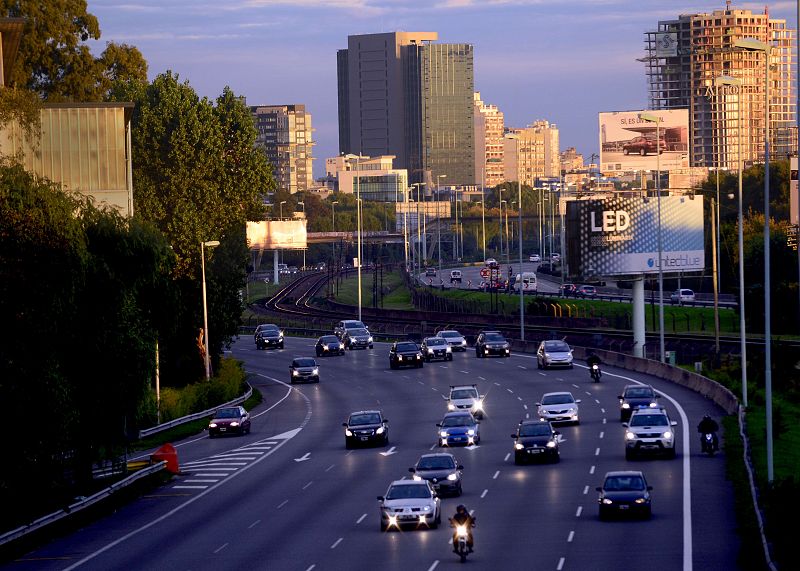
[390,361,397,370]
[552,453,560,464]
[667,447,676,459]
[569,364,574,369]
[514,455,523,465]
[644,506,652,519]
[383,435,389,446]
[279,341,284,349]
[418,362,424,368]
[456,483,463,497]
[625,448,634,460]
[599,508,608,521]
[369,344,374,349]
[208,432,215,439]
[639,148,646,156]
[345,440,352,450]
[380,521,388,532]
[290,378,295,384]
[447,355,453,361]
[316,351,321,357]
[623,148,629,155]
[537,359,542,369]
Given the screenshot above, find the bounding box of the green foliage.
[0,87,41,145]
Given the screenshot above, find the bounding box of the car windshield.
[350,413,381,425]
[386,484,431,500]
[625,387,655,399]
[346,321,366,329]
[321,336,339,343]
[441,415,474,427]
[215,408,240,419]
[485,334,505,342]
[542,394,574,405]
[630,414,668,426]
[262,326,280,334]
[350,328,369,336]
[293,358,316,367]
[451,389,478,400]
[396,343,418,352]
[604,476,646,491]
[426,338,447,346]
[439,331,460,339]
[544,341,570,352]
[519,424,552,437]
[417,456,455,470]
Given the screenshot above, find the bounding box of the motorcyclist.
[697,414,719,450]
[449,504,475,553]
[586,350,602,368]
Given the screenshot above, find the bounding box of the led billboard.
[247,220,307,250]
[599,110,689,173]
[565,196,704,277]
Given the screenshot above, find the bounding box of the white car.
[670,288,695,304]
[485,258,499,268]
[446,384,484,418]
[529,254,541,263]
[377,480,441,531]
[438,329,467,351]
[623,406,677,459]
[537,391,581,425]
[536,340,574,369]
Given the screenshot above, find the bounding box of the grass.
[333,271,414,310]
[245,279,283,304]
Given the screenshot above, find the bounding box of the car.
[529,254,541,263]
[287,265,299,274]
[551,253,561,262]
[511,420,560,464]
[208,406,251,437]
[436,411,480,447]
[377,479,441,531]
[335,319,368,339]
[255,324,284,349]
[389,341,424,369]
[289,357,319,384]
[438,329,467,351]
[446,384,485,418]
[623,406,677,459]
[343,410,389,449]
[421,336,452,362]
[450,269,462,284]
[513,272,538,293]
[315,335,345,356]
[536,340,573,369]
[254,323,274,340]
[559,283,576,297]
[622,135,666,156]
[475,331,510,358]
[618,384,660,421]
[536,391,581,425]
[485,258,499,268]
[425,267,437,277]
[670,288,696,304]
[575,285,597,298]
[343,327,373,350]
[409,453,464,497]
[597,471,653,520]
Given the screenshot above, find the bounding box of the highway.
[9,335,738,570]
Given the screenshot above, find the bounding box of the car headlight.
[467,429,475,436]
[312,368,319,375]
[447,473,458,481]
[626,431,636,440]
[322,346,328,351]
[662,431,673,439]
[649,402,658,408]
[622,403,630,409]
[412,475,422,481]
[398,355,403,360]
[448,403,456,411]
[514,443,524,450]
[602,498,613,505]
[546,440,556,448]
[292,370,300,376]
[428,349,434,354]
[416,354,421,359]
[368,336,373,343]
[635,498,647,504]
[209,422,217,428]
[473,401,483,410]
[345,429,353,436]
[446,347,452,353]
[440,431,448,438]
[376,426,385,435]
[388,515,397,525]
[422,505,431,512]
[230,421,239,427]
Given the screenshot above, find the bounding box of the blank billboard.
[565,196,704,277]
[599,110,689,173]
[247,220,307,249]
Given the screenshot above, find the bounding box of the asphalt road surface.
[9,335,738,570]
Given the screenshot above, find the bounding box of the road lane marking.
[517,396,523,401]
[418,381,425,385]
[600,408,605,413]
[507,388,514,393]
[575,506,583,517]
[429,443,437,450]
[460,370,470,374]
[599,431,604,439]
[294,453,311,462]
[194,473,231,477]
[184,479,217,484]
[585,391,592,396]
[538,372,546,377]
[556,377,563,381]
[523,404,528,410]
[277,500,288,509]
[589,465,595,475]
[492,470,500,479]
[567,531,574,543]
[583,485,589,495]
[325,464,335,472]
[480,489,488,498]
[172,485,206,489]
[357,513,367,524]
[504,453,510,462]
[302,481,314,490]
[427,561,440,571]
[517,365,527,370]
[494,382,501,386]
[331,538,343,549]
[572,384,580,388]
[478,376,486,381]
[602,418,607,424]
[249,519,261,529]
[305,565,316,571]
[525,413,530,419]
[557,557,565,570]
[379,446,398,456]
[595,399,601,404]
[213,543,228,553]
[595,447,600,456]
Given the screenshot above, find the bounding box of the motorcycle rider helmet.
[456,504,467,514]
[703,414,711,420]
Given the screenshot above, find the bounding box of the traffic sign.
[480,268,490,278]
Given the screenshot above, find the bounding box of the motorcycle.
[590,364,602,383]
[454,523,470,563]
[701,432,718,456]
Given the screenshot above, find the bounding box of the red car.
[622,136,666,156]
[208,406,251,437]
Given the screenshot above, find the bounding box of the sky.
[89,1,797,177]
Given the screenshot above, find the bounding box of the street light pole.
[437,174,446,272]
[201,240,220,380]
[518,146,524,341]
[297,201,306,270]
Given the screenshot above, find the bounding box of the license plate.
[620,505,629,510]
[360,437,368,441]
[220,428,227,432]
[528,449,543,454]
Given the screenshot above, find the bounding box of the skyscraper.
[337,32,475,186]
[250,104,314,194]
[644,4,795,168]
[474,92,505,188]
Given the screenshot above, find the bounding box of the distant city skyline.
[89,1,797,178]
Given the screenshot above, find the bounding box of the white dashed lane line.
[248,519,261,529]
[356,513,367,524]
[589,465,596,475]
[277,500,288,509]
[557,557,565,570]
[330,538,343,549]
[481,489,488,498]
[213,543,228,554]
[567,531,575,543]
[492,470,500,480]
[583,485,589,495]
[575,506,583,517]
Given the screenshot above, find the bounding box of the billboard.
[655,32,678,58]
[599,110,689,173]
[247,220,307,249]
[565,196,704,277]
[791,156,798,226]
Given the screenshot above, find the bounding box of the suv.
[450,270,462,284]
[618,384,660,421]
[446,384,484,418]
[475,331,510,358]
[623,406,677,459]
[289,357,319,384]
[335,320,368,339]
[669,289,695,304]
[389,341,424,369]
[622,136,666,156]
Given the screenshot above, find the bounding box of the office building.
[328,154,408,202]
[644,3,796,168]
[503,121,560,185]
[473,92,505,188]
[250,104,314,193]
[560,147,584,172]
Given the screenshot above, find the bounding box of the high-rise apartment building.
[644,4,795,169]
[250,104,314,194]
[560,147,584,172]
[337,32,475,186]
[474,92,505,188]
[503,121,560,185]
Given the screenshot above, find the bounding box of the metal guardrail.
[0,461,167,547]
[138,383,253,439]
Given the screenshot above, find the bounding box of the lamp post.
[279,200,286,219]
[412,182,424,278]
[297,201,306,270]
[716,76,747,400]
[453,188,459,261]
[201,240,220,380]
[639,112,665,363]
[437,174,446,272]
[481,169,487,262]
[498,187,504,261]
[331,200,338,268]
[735,37,773,482]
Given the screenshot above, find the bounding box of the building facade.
[644,4,796,169]
[503,121,560,186]
[329,154,408,202]
[560,147,584,172]
[473,92,505,187]
[250,104,314,193]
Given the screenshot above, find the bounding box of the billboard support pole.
[711,197,721,354]
[632,278,646,358]
[273,250,279,285]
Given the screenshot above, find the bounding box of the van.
[450,270,462,284]
[513,272,538,293]
[670,289,695,304]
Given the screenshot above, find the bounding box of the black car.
[343,410,389,449]
[409,453,464,497]
[343,327,373,350]
[618,384,660,421]
[208,406,251,437]
[511,420,560,464]
[255,324,284,349]
[316,335,345,356]
[289,357,319,384]
[389,341,423,369]
[475,331,510,358]
[597,471,653,520]
[421,336,452,362]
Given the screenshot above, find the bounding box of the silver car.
[536,340,574,369]
[446,384,484,418]
[377,480,441,531]
[438,330,467,351]
[537,391,581,425]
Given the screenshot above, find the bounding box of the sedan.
[208,406,251,437]
[389,341,424,369]
[438,329,467,351]
[618,384,660,421]
[529,253,541,263]
[409,453,464,497]
[437,411,480,447]
[377,480,441,531]
[421,336,452,362]
[575,285,597,298]
[512,420,560,464]
[289,357,319,384]
[597,471,653,520]
[537,392,581,425]
[536,340,573,369]
[343,327,373,350]
[343,410,389,449]
[475,331,511,358]
[315,335,345,356]
[255,324,284,350]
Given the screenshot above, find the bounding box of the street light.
[201,239,220,380]
[331,200,338,267]
[297,201,306,270]
[639,112,665,363]
[437,174,446,272]
[411,182,424,278]
[716,74,747,408]
[735,36,773,482]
